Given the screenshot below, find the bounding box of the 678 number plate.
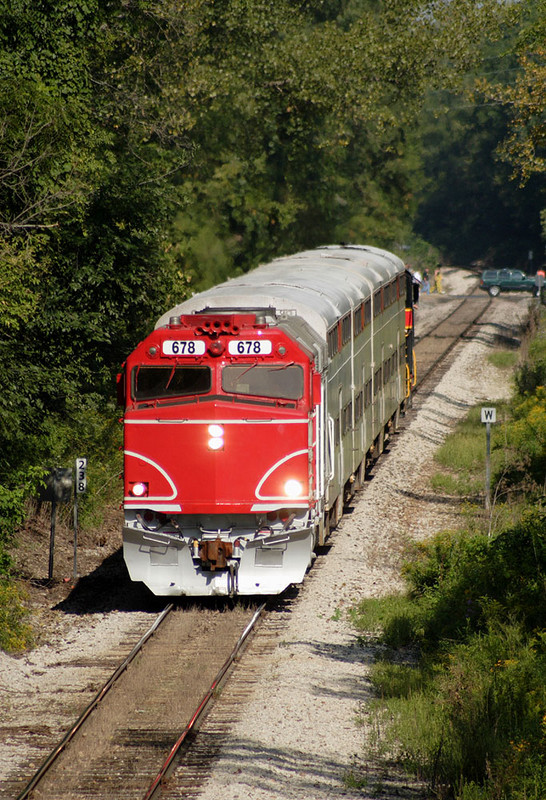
[228,340,272,355]
[162,340,206,356]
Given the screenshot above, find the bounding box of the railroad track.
[8,287,495,800]
[13,601,266,800]
[413,287,491,390]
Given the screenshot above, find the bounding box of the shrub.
[368,623,546,795]
[401,511,546,643]
[0,579,33,652]
[514,315,546,395]
[502,389,546,489]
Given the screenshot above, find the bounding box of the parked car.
[479,269,536,297]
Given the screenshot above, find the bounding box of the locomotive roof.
[155,245,404,339]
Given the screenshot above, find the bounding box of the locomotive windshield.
[132,365,211,400]
[222,364,303,400]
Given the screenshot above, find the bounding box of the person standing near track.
[422,268,430,294]
[431,265,444,294]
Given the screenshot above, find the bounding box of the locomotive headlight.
[129,481,149,497]
[208,424,224,451]
[284,479,303,498]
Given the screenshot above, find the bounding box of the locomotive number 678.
[117,245,416,596]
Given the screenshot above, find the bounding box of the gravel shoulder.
[0,270,534,798]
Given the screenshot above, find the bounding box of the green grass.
[342,771,369,790]
[488,350,518,369]
[430,471,483,496]
[431,402,512,500]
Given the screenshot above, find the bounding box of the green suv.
[479,269,535,297]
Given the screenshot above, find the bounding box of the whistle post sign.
[481,408,496,424]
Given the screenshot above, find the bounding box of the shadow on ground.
[53,548,165,615]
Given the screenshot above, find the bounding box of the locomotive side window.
[132,366,211,400]
[222,364,304,400]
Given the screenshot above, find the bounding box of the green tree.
[414,91,545,266]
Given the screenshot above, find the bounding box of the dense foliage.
[416,0,546,267]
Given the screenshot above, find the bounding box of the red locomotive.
[118,245,415,596]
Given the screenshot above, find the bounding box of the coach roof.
[155,245,404,339]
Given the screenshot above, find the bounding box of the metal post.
[485,422,491,513]
[73,492,78,582]
[49,500,57,581]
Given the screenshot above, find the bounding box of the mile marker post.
[481,408,496,513]
[74,457,88,581]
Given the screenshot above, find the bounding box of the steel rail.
[413,291,492,391]
[142,601,268,800]
[414,286,486,344]
[15,603,174,800]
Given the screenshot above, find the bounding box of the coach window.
[353,304,363,337]
[343,401,353,435]
[374,366,382,396]
[364,299,371,326]
[373,291,382,318]
[355,391,363,421]
[364,379,372,408]
[341,313,351,345]
[222,364,304,400]
[388,280,396,306]
[327,327,337,358]
[132,365,211,401]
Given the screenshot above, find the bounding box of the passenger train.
[118,245,416,596]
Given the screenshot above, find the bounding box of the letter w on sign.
[481,408,496,424]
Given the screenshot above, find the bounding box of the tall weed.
[0,580,33,651]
